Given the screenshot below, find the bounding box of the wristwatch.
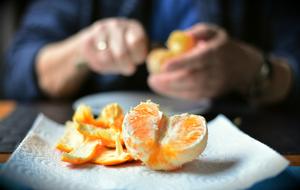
[248,55,273,103]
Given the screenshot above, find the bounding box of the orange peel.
[93,133,133,165]
[57,103,131,166]
[76,124,120,148]
[73,104,107,128]
[56,121,84,153]
[93,148,133,166]
[61,139,102,165]
[99,103,124,131]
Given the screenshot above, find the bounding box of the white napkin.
[0,114,289,190]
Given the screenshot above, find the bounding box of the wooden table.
[0,100,299,165]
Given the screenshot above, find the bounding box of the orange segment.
[56,121,84,152]
[166,30,195,53]
[76,124,117,148]
[160,114,207,169]
[122,100,165,159]
[162,114,206,149]
[61,139,102,165]
[146,49,174,73]
[147,30,196,73]
[122,100,207,171]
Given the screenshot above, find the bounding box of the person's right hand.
[79,18,148,76]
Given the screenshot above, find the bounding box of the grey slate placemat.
[0,105,38,153]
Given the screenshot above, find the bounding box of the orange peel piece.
[76,123,123,148]
[56,121,84,152]
[61,139,102,165]
[58,103,135,167]
[93,148,133,166]
[73,104,108,128]
[100,103,124,131]
[93,133,133,165]
[73,104,94,124]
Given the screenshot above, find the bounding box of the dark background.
[0,1,29,99]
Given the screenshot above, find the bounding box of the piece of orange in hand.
[122,100,207,171]
[166,30,195,54]
[56,121,84,153]
[146,49,175,73]
[61,139,102,165]
[147,30,196,74]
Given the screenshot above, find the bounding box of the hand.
[79,18,148,76]
[148,24,264,100]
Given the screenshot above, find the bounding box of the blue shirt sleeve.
[4,0,90,101]
[269,3,300,105]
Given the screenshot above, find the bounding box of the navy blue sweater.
[4,0,300,103]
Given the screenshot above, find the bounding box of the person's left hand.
[147,24,264,100]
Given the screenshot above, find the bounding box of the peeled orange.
[167,30,195,53]
[122,100,207,171]
[146,49,175,73]
[147,30,196,73]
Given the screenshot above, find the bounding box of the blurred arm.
[266,3,300,105]
[4,0,91,100]
[36,31,89,98]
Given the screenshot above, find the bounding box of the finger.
[82,28,110,73]
[162,42,209,72]
[163,25,227,72]
[93,25,119,73]
[187,24,228,50]
[148,69,193,97]
[107,20,135,75]
[125,20,148,64]
[149,68,214,100]
[148,73,207,100]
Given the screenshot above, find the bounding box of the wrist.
[246,55,293,105]
[36,32,90,98]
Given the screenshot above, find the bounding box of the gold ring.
[96,40,108,51]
